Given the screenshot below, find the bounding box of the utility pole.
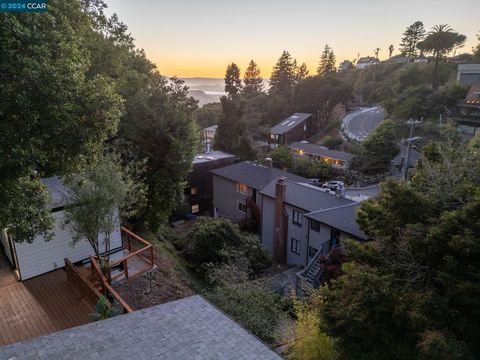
[404,118,422,180]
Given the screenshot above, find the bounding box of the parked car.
[309,179,322,187]
[322,181,345,190]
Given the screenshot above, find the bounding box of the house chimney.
[265,157,273,168]
[273,176,288,264]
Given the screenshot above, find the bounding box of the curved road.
[341,106,385,142]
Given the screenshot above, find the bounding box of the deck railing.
[64,258,102,306]
[109,227,155,282]
[89,256,133,313]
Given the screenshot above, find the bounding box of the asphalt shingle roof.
[211,161,308,190]
[270,113,312,135]
[0,295,282,360]
[306,203,367,240]
[260,180,354,212]
[289,142,356,162]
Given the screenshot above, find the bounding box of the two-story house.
[185,151,237,217]
[268,113,313,149]
[259,178,362,266]
[211,161,307,231]
[259,177,367,294]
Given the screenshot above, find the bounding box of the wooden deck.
[0,270,93,346]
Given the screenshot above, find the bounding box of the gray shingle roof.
[270,113,312,135]
[306,203,366,240]
[260,180,354,212]
[211,161,308,190]
[0,295,282,360]
[289,142,356,162]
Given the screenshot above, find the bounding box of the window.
[236,183,248,194]
[190,187,198,195]
[291,238,301,255]
[191,204,199,214]
[292,210,303,226]
[310,219,320,232]
[238,201,247,213]
[309,246,319,257]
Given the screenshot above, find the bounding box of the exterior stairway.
[296,241,340,297]
[78,266,103,293]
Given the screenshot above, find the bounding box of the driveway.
[341,106,385,142]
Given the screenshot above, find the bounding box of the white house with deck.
[0,177,125,281]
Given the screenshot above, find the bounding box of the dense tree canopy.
[294,76,352,122]
[0,0,200,239]
[321,143,480,359]
[361,120,399,174]
[0,1,124,241]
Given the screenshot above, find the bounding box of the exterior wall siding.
[14,211,122,280]
[285,204,308,266]
[260,195,275,254]
[212,175,249,222]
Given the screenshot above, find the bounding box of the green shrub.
[188,217,271,274]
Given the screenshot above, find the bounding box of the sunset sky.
[105,0,479,78]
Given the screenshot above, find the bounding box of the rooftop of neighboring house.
[465,85,480,105]
[211,161,307,190]
[457,64,480,73]
[357,56,379,64]
[289,141,356,162]
[270,113,312,135]
[193,151,236,164]
[1,295,282,360]
[305,202,367,240]
[260,179,354,212]
[41,176,70,209]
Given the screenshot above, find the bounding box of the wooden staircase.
[77,266,103,293]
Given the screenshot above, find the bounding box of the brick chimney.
[273,176,288,264]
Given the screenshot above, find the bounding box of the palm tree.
[388,45,394,58]
[417,24,466,89]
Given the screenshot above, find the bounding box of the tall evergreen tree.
[224,63,242,98]
[399,21,426,58]
[317,45,336,76]
[215,97,255,160]
[269,50,297,99]
[243,60,264,96]
[296,62,309,81]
